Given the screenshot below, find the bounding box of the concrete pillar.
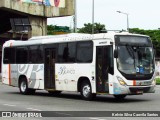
[60,0,74,16]
[29,16,47,37]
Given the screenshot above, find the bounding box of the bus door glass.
[96,45,113,93]
[45,49,56,89]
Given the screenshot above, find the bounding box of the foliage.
[47,25,56,35]
[156,78,160,85]
[47,25,70,35]
[78,23,106,34]
[130,28,160,57]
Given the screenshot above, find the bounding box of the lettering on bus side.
[58,66,75,75]
[99,41,107,44]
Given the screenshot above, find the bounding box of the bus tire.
[114,95,126,100]
[19,77,30,95]
[80,81,96,101]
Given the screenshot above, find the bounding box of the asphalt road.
[0,82,160,120]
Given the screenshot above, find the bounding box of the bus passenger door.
[45,49,56,89]
[96,46,113,93]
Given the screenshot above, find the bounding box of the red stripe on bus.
[10,42,12,47]
[9,42,12,85]
[8,64,11,85]
[133,80,136,86]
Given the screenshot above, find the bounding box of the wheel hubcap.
[21,81,26,92]
[83,85,91,97]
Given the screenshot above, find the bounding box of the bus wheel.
[114,95,126,100]
[19,78,30,95]
[80,81,95,101]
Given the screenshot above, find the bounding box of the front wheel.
[80,81,96,101]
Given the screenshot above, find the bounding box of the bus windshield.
[117,45,154,75]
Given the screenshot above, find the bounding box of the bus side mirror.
[114,50,118,58]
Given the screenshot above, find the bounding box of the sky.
[47,0,160,31]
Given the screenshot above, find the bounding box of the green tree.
[130,28,160,57]
[78,23,106,34]
[47,25,70,35]
[47,25,56,35]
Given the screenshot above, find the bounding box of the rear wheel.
[80,81,96,101]
[19,77,36,95]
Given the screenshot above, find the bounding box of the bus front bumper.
[128,85,155,94]
[113,84,155,95]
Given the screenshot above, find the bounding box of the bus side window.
[68,42,76,62]
[57,42,76,63]
[3,48,16,64]
[29,46,43,63]
[76,41,93,63]
[16,47,28,64]
[58,43,67,62]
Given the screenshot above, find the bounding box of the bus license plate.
[136,90,143,94]
[143,81,151,85]
[138,81,151,86]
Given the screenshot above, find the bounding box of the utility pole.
[117,11,129,32]
[73,0,77,33]
[92,0,94,34]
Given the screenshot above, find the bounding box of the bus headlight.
[117,76,127,86]
[152,79,156,85]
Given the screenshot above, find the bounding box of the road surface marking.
[90,118,106,120]
[3,104,16,107]
[26,108,42,111]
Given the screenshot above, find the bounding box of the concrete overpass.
[0,0,75,73]
[0,0,75,37]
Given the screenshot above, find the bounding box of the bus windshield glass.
[117,45,154,75]
[115,35,155,77]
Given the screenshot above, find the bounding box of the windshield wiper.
[126,45,136,68]
[126,46,134,58]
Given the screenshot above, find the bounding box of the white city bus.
[1,32,156,100]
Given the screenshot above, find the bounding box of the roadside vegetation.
[156,78,160,85]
